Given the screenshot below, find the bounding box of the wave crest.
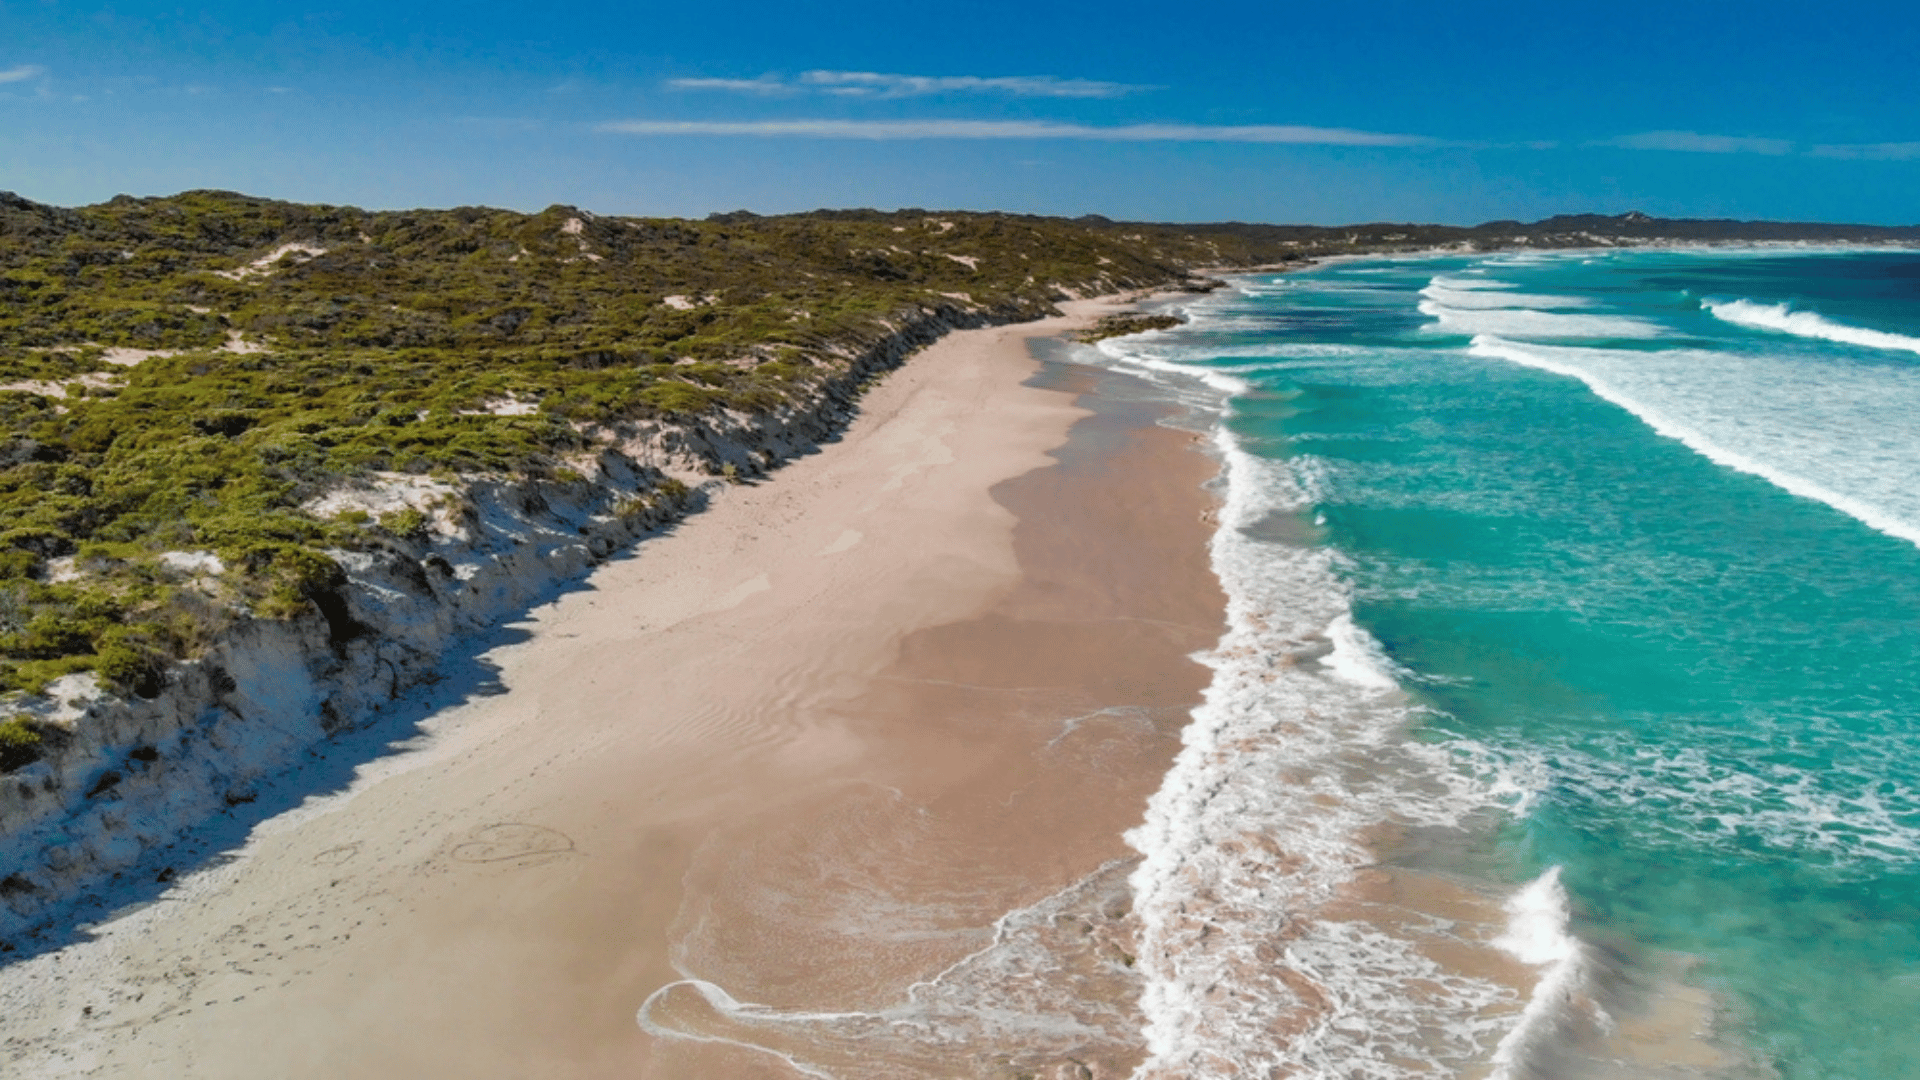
[1706,299,1920,356]
[1468,334,1920,549]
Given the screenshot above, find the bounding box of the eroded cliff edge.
[0,299,1081,942]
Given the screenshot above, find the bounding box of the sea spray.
[1417,300,1667,340]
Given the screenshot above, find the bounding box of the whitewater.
[1097,246,1920,1079]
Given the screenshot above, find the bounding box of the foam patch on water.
[1420,299,1666,340]
[1452,737,1920,870]
[1323,612,1405,690]
[1705,299,1920,357]
[1430,277,1520,290]
[1422,279,1596,311]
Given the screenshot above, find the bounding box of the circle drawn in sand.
[449,823,577,864]
[312,843,360,867]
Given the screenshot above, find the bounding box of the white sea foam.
[1089,334,1256,412]
[1706,298,1920,357]
[1118,417,1522,1078]
[1231,278,1296,298]
[1429,277,1519,290]
[637,860,1151,1080]
[1421,278,1595,311]
[1454,737,1920,868]
[1323,612,1404,690]
[1419,299,1666,340]
[1488,867,1602,1080]
[1467,334,1920,548]
[1077,280,1677,1077]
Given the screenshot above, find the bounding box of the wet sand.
[0,302,1225,1078]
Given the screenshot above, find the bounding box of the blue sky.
[3,0,1917,223]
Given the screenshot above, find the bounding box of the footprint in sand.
[449,823,577,865]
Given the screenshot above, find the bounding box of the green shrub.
[377,508,430,541]
[638,382,722,416]
[0,716,46,771]
[254,588,312,621]
[16,615,95,659]
[95,633,165,698]
[0,656,95,696]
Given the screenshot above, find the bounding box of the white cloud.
[668,71,1147,99]
[667,76,795,95]
[797,71,1143,99]
[0,64,46,84]
[1601,130,1794,155]
[1808,141,1920,161]
[599,118,1430,146]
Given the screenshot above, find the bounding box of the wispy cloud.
[603,110,1917,161]
[667,76,792,95]
[799,71,1144,99]
[0,64,47,84]
[599,118,1431,146]
[1808,141,1920,161]
[1600,130,1794,155]
[667,70,1147,99]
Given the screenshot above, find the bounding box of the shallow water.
[1100,248,1920,1078]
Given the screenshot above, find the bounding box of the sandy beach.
[0,300,1225,1078]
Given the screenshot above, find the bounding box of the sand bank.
[0,299,1225,1078]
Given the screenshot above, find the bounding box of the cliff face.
[0,300,1014,941]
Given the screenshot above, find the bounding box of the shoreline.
[1108,258,1771,1079]
[0,298,1230,1077]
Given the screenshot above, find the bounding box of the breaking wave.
[1706,299,1920,356]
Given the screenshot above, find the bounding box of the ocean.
[1099,247,1920,1079]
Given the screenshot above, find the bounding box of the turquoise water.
[1112,250,1920,1078]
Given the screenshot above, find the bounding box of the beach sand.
[0,300,1225,1078]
